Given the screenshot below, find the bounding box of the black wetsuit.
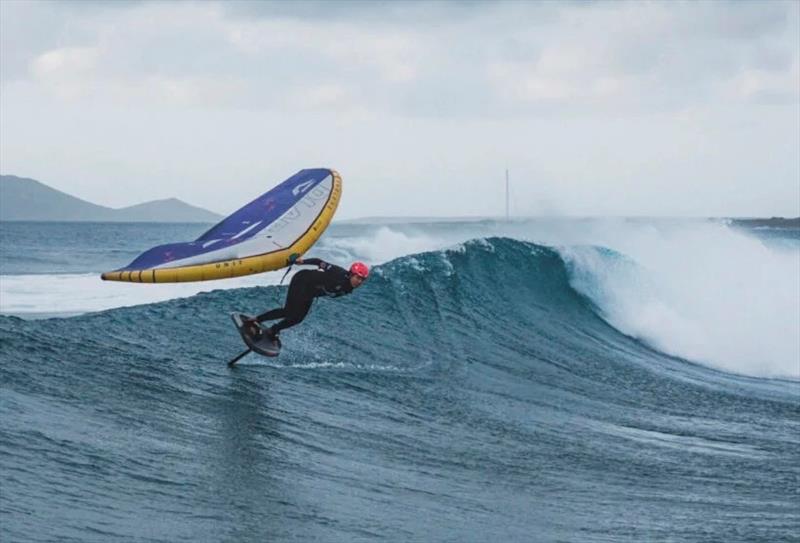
[255,258,353,334]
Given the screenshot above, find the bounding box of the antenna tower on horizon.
[505,169,510,221]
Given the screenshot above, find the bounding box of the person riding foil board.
[243,257,369,341]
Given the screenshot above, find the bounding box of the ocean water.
[0,219,798,542]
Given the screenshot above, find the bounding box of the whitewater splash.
[0,271,278,317]
[1,219,797,378]
[326,220,800,379]
[560,227,800,379]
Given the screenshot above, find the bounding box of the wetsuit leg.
[257,270,316,332]
[255,307,285,322]
[271,297,313,333]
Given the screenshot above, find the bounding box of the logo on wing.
[292,179,316,196]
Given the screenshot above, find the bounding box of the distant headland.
[0,175,222,222]
[731,217,800,229]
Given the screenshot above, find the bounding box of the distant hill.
[0,175,222,222]
[731,217,800,229]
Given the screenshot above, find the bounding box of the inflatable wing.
[101,168,341,283]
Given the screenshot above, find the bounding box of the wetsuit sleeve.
[301,258,346,274]
[300,257,325,268]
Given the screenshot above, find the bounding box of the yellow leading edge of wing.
[101,171,342,283]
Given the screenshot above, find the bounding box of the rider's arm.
[299,257,349,276]
[297,257,330,270]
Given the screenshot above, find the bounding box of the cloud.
[287,82,350,110]
[224,18,423,84]
[729,61,800,104]
[218,0,493,24]
[4,0,798,117]
[1,0,798,219]
[30,47,100,100]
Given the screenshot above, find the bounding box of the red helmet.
[349,261,369,279]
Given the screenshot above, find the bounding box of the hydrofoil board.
[231,313,281,358]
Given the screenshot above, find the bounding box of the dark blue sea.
[1,219,798,542]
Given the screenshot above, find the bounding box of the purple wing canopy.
[117,168,334,272]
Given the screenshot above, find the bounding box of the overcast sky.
[1,0,798,219]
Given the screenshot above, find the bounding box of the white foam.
[321,226,446,263]
[0,270,288,317]
[235,355,416,372]
[0,226,445,318]
[556,221,800,379]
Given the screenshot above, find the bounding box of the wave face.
[1,238,798,542]
[3,218,798,378]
